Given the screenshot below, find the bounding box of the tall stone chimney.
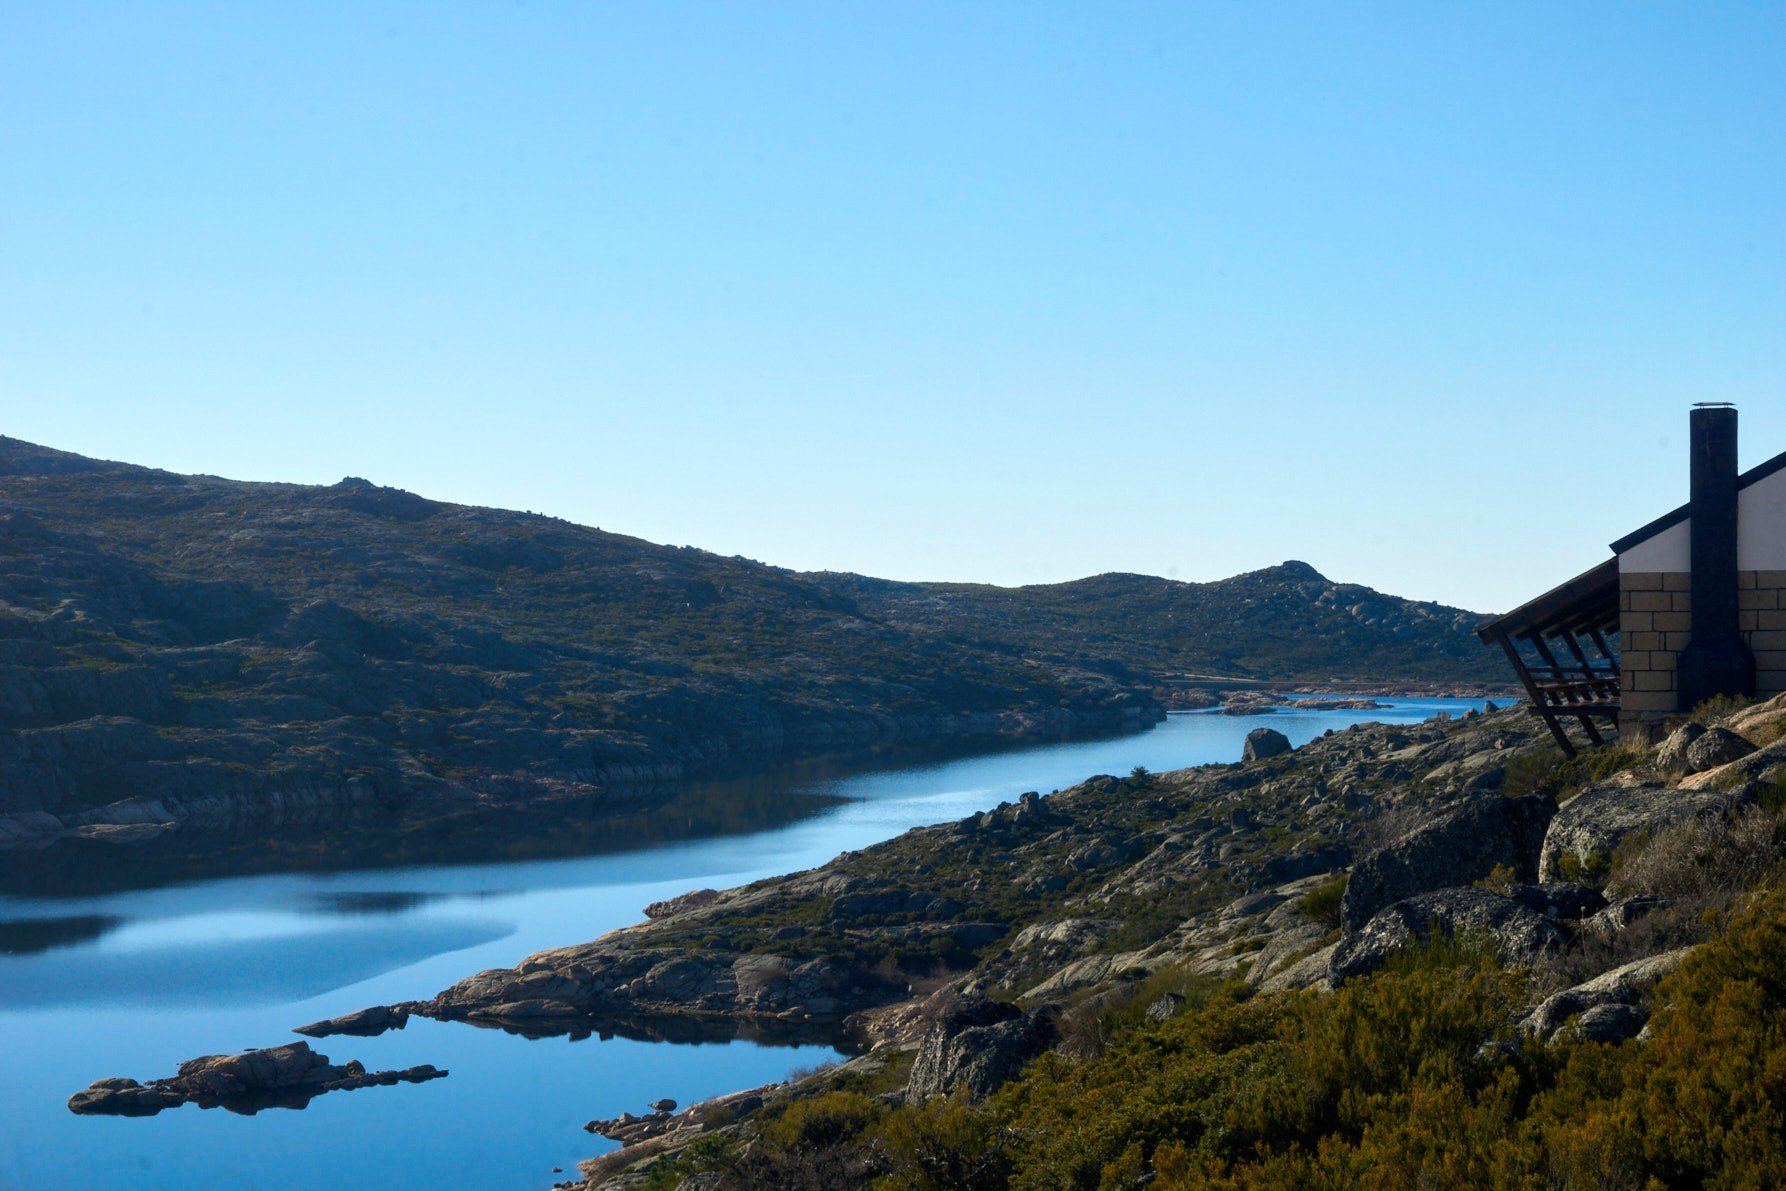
[1676,403,1755,709]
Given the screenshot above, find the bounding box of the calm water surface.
[0,698,1490,1188]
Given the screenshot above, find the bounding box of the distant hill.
[839,560,1500,687]
[0,437,1499,841]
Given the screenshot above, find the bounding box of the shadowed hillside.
[0,437,1496,846]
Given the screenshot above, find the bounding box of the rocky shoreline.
[59,693,1786,1187]
[300,695,1781,1189]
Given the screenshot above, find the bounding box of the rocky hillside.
[311,696,1786,1188]
[0,436,1495,848]
[839,561,1503,687]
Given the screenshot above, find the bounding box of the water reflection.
[305,891,444,917]
[0,727,1136,900]
[450,1007,867,1050]
[0,914,123,955]
[0,917,516,1009]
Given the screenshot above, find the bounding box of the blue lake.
[0,697,1492,1188]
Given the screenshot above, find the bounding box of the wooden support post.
[1560,630,1595,674]
[1499,632,1576,758]
[1586,625,1617,667]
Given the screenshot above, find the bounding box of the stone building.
[1479,405,1786,754]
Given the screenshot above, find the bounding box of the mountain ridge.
[0,436,1504,852]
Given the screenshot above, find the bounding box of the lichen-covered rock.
[422,939,869,1027]
[1246,918,1331,989]
[1684,727,1757,773]
[1679,738,1786,790]
[1657,722,1707,776]
[1258,943,1337,993]
[1144,993,1185,1022]
[1538,782,1757,885]
[1517,947,1693,1041]
[1243,728,1292,762]
[1581,895,1671,940]
[1341,793,1555,931]
[643,889,722,919]
[907,996,1051,1100]
[1569,1001,1650,1043]
[1329,888,1568,984]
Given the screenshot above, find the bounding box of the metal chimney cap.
[1693,401,1737,408]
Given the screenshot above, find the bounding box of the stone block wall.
[1618,570,1786,737]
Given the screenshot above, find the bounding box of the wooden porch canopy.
[1476,558,1621,757]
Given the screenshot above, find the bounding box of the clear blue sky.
[3,4,1782,612]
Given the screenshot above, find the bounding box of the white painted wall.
[1741,466,1786,571]
[1618,466,1786,574]
[1621,518,1689,573]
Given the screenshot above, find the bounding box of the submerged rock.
[67,1040,445,1116]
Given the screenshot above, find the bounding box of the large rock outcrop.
[423,944,874,1027]
[1538,782,1757,885]
[907,996,1052,1100]
[1243,728,1293,762]
[1341,793,1555,931]
[1330,887,1568,984]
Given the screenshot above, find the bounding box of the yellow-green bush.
[851,897,1786,1189]
[697,896,1786,1190]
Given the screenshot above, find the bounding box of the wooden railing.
[1524,664,1620,709]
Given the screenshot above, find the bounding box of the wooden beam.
[1496,630,1576,758]
[1586,625,1618,668]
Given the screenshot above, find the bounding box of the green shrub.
[760,1091,882,1151]
[873,1095,1012,1191]
[1555,848,1611,886]
[698,901,1786,1188]
[1297,874,1347,929]
[1692,693,1756,723]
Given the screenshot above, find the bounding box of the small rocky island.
[68,1041,445,1117]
